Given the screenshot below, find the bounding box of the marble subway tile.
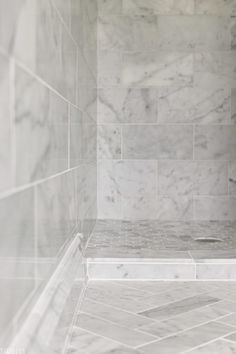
[195,0,236,15]
[188,339,236,354]
[158,86,230,124]
[70,105,83,168]
[15,66,68,185]
[98,125,121,159]
[194,197,236,220]
[229,161,236,195]
[156,196,193,221]
[123,0,194,15]
[158,161,228,197]
[123,125,193,160]
[98,15,158,51]
[194,52,236,88]
[231,89,236,123]
[36,171,77,260]
[0,53,12,193]
[122,52,194,87]
[98,88,157,124]
[139,321,233,354]
[156,16,230,51]
[195,125,236,160]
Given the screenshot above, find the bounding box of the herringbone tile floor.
[67,281,236,353]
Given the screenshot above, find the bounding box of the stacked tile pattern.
[97,0,236,220]
[0,0,97,349]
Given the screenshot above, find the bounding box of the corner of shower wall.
[0,0,98,352]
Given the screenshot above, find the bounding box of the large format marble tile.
[76,313,156,347]
[194,197,236,220]
[98,50,122,87]
[98,88,157,124]
[0,53,12,193]
[195,125,236,160]
[98,160,157,219]
[15,66,68,185]
[156,16,230,51]
[156,196,193,220]
[123,0,194,15]
[158,161,228,197]
[98,14,158,51]
[158,86,230,124]
[195,0,236,15]
[122,52,194,87]
[139,321,234,354]
[123,125,193,159]
[194,52,236,89]
[98,125,121,159]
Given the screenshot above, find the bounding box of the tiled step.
[86,257,236,280]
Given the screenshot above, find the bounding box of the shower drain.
[194,237,223,243]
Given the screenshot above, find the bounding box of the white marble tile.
[156,16,230,51]
[98,14,158,51]
[194,197,236,220]
[122,52,194,87]
[123,0,194,15]
[195,125,236,160]
[156,196,193,221]
[231,89,236,123]
[98,88,158,124]
[139,321,234,354]
[219,314,236,327]
[53,0,71,27]
[123,125,193,159]
[15,66,68,185]
[158,86,230,124]
[187,339,236,354]
[70,0,83,47]
[195,0,236,15]
[0,53,12,193]
[196,263,236,279]
[70,106,83,168]
[158,161,228,197]
[98,160,157,219]
[98,50,122,86]
[98,125,121,159]
[194,52,236,89]
[98,0,123,14]
[88,262,196,280]
[229,161,236,195]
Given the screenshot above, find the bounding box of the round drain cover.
[194,237,223,243]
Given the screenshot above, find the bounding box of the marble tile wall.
[97,0,236,221]
[0,0,97,351]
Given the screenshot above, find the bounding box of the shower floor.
[85,220,236,280]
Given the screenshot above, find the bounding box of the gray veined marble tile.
[158,86,230,124]
[139,294,221,321]
[98,88,157,124]
[15,66,68,185]
[98,50,122,87]
[231,89,236,123]
[231,16,236,50]
[195,0,236,15]
[76,313,156,347]
[123,125,193,160]
[53,0,71,27]
[194,197,236,221]
[229,161,236,195]
[70,106,83,168]
[218,314,236,327]
[98,14,158,51]
[98,0,123,14]
[187,339,236,354]
[156,16,230,52]
[195,125,236,160]
[158,161,228,197]
[81,299,154,329]
[194,52,236,89]
[156,196,193,221]
[139,321,234,354]
[123,0,194,15]
[122,52,194,87]
[70,0,83,47]
[98,125,121,159]
[0,53,12,194]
